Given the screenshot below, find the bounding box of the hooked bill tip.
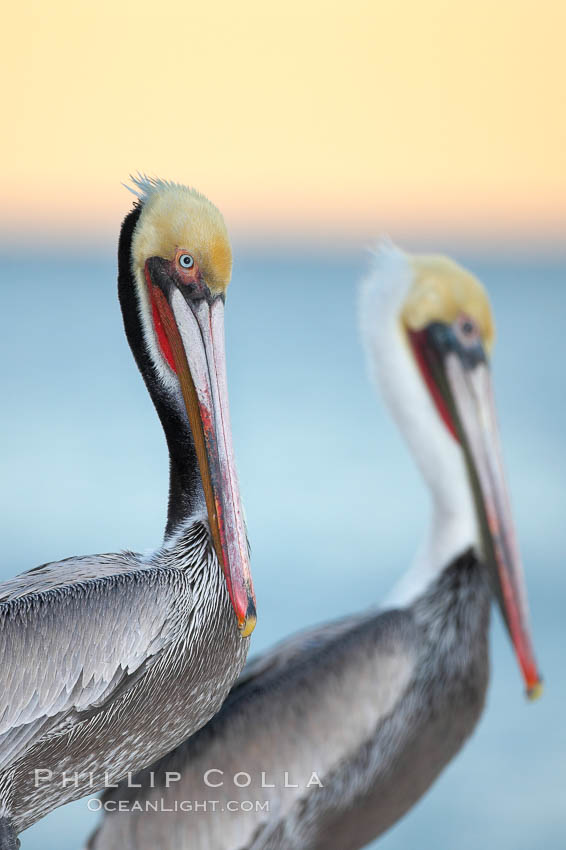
[526,679,543,701]
[238,599,257,638]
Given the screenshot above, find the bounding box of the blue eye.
[179,254,194,269]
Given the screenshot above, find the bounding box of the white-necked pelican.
[87,242,540,850]
[0,177,256,850]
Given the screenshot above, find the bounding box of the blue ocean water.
[0,248,564,849]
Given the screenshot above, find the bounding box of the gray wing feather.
[0,564,190,768]
[0,552,142,602]
[236,611,371,688]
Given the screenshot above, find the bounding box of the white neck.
[359,242,478,607]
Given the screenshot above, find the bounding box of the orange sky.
[2,0,565,248]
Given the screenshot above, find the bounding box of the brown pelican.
[0,176,256,850]
[87,242,540,850]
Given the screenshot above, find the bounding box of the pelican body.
[0,178,256,848]
[88,244,540,850]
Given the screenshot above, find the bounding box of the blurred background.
[1,1,564,848]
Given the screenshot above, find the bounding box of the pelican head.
[119,175,255,638]
[361,240,541,698]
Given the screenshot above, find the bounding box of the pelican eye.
[455,315,480,347]
[179,253,194,269]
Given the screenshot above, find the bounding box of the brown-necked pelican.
[0,176,256,850]
[87,242,540,850]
